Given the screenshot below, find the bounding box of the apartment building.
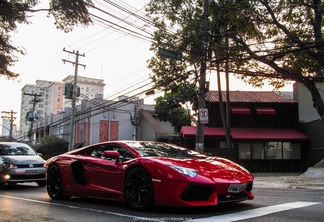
[19,81,53,141]
[19,76,105,143]
[1,118,18,139]
[62,75,105,108]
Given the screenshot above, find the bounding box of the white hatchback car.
[0,142,46,187]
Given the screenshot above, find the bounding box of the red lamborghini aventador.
[46,141,254,210]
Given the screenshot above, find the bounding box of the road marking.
[0,195,150,221]
[188,201,321,222]
[0,195,321,222]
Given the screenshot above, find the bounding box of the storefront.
[181,126,309,172]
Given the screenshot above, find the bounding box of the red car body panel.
[46,141,254,207]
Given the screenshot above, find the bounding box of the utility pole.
[1,110,17,140]
[63,48,86,151]
[196,0,209,153]
[24,93,42,144]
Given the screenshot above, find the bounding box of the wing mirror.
[103,151,120,164]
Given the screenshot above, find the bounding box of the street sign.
[199,108,209,124]
[158,48,182,61]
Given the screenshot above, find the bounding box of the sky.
[0,0,293,133]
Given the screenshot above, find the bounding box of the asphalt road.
[0,181,323,222]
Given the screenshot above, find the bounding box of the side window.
[102,145,134,162]
[84,144,135,162]
[118,147,134,162]
[87,145,105,158]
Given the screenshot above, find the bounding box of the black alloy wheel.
[46,165,71,200]
[124,167,154,210]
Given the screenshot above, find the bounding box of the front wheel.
[46,165,71,200]
[124,167,154,211]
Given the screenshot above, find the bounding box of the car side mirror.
[103,151,120,164]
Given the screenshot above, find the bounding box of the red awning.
[181,126,308,140]
[181,126,225,136]
[231,107,251,114]
[255,107,276,115]
[231,128,308,140]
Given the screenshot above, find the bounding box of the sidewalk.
[253,168,324,190]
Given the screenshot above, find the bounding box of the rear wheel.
[124,167,154,210]
[47,165,71,200]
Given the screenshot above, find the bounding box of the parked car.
[46,141,254,210]
[0,142,46,187]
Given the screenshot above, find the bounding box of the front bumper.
[0,167,46,184]
[153,179,254,207]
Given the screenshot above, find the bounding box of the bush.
[34,135,68,160]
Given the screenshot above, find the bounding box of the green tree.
[154,83,196,133]
[146,0,204,129]
[0,0,92,79]
[146,0,324,122]
[34,135,68,159]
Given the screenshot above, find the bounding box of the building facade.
[19,76,105,143]
[1,118,18,139]
[181,91,309,172]
[19,81,51,141]
[294,82,324,165]
[33,96,174,147]
[62,75,105,108]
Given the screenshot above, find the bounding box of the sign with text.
[199,108,209,124]
[158,48,182,61]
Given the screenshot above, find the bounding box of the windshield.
[0,143,37,156]
[126,142,206,159]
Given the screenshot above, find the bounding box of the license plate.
[228,183,246,193]
[25,170,39,175]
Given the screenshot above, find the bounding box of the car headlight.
[2,163,17,169]
[170,165,198,177]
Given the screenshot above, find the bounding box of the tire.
[37,180,46,187]
[46,165,71,200]
[124,167,154,211]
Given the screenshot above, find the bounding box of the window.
[238,141,301,160]
[85,144,134,162]
[283,142,300,159]
[265,142,282,159]
[252,143,264,159]
[238,143,251,159]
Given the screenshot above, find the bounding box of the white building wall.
[62,75,105,108]
[1,119,10,136]
[45,81,64,116]
[19,76,105,142]
[136,104,174,141]
[1,118,18,139]
[88,101,135,144]
[19,83,46,141]
[294,82,324,123]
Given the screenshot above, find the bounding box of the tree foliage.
[154,83,196,133]
[34,135,68,159]
[0,0,93,79]
[146,0,203,130]
[146,0,324,123]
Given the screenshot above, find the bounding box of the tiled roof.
[206,91,297,103]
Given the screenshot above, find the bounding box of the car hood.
[151,156,253,182]
[0,155,45,164]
